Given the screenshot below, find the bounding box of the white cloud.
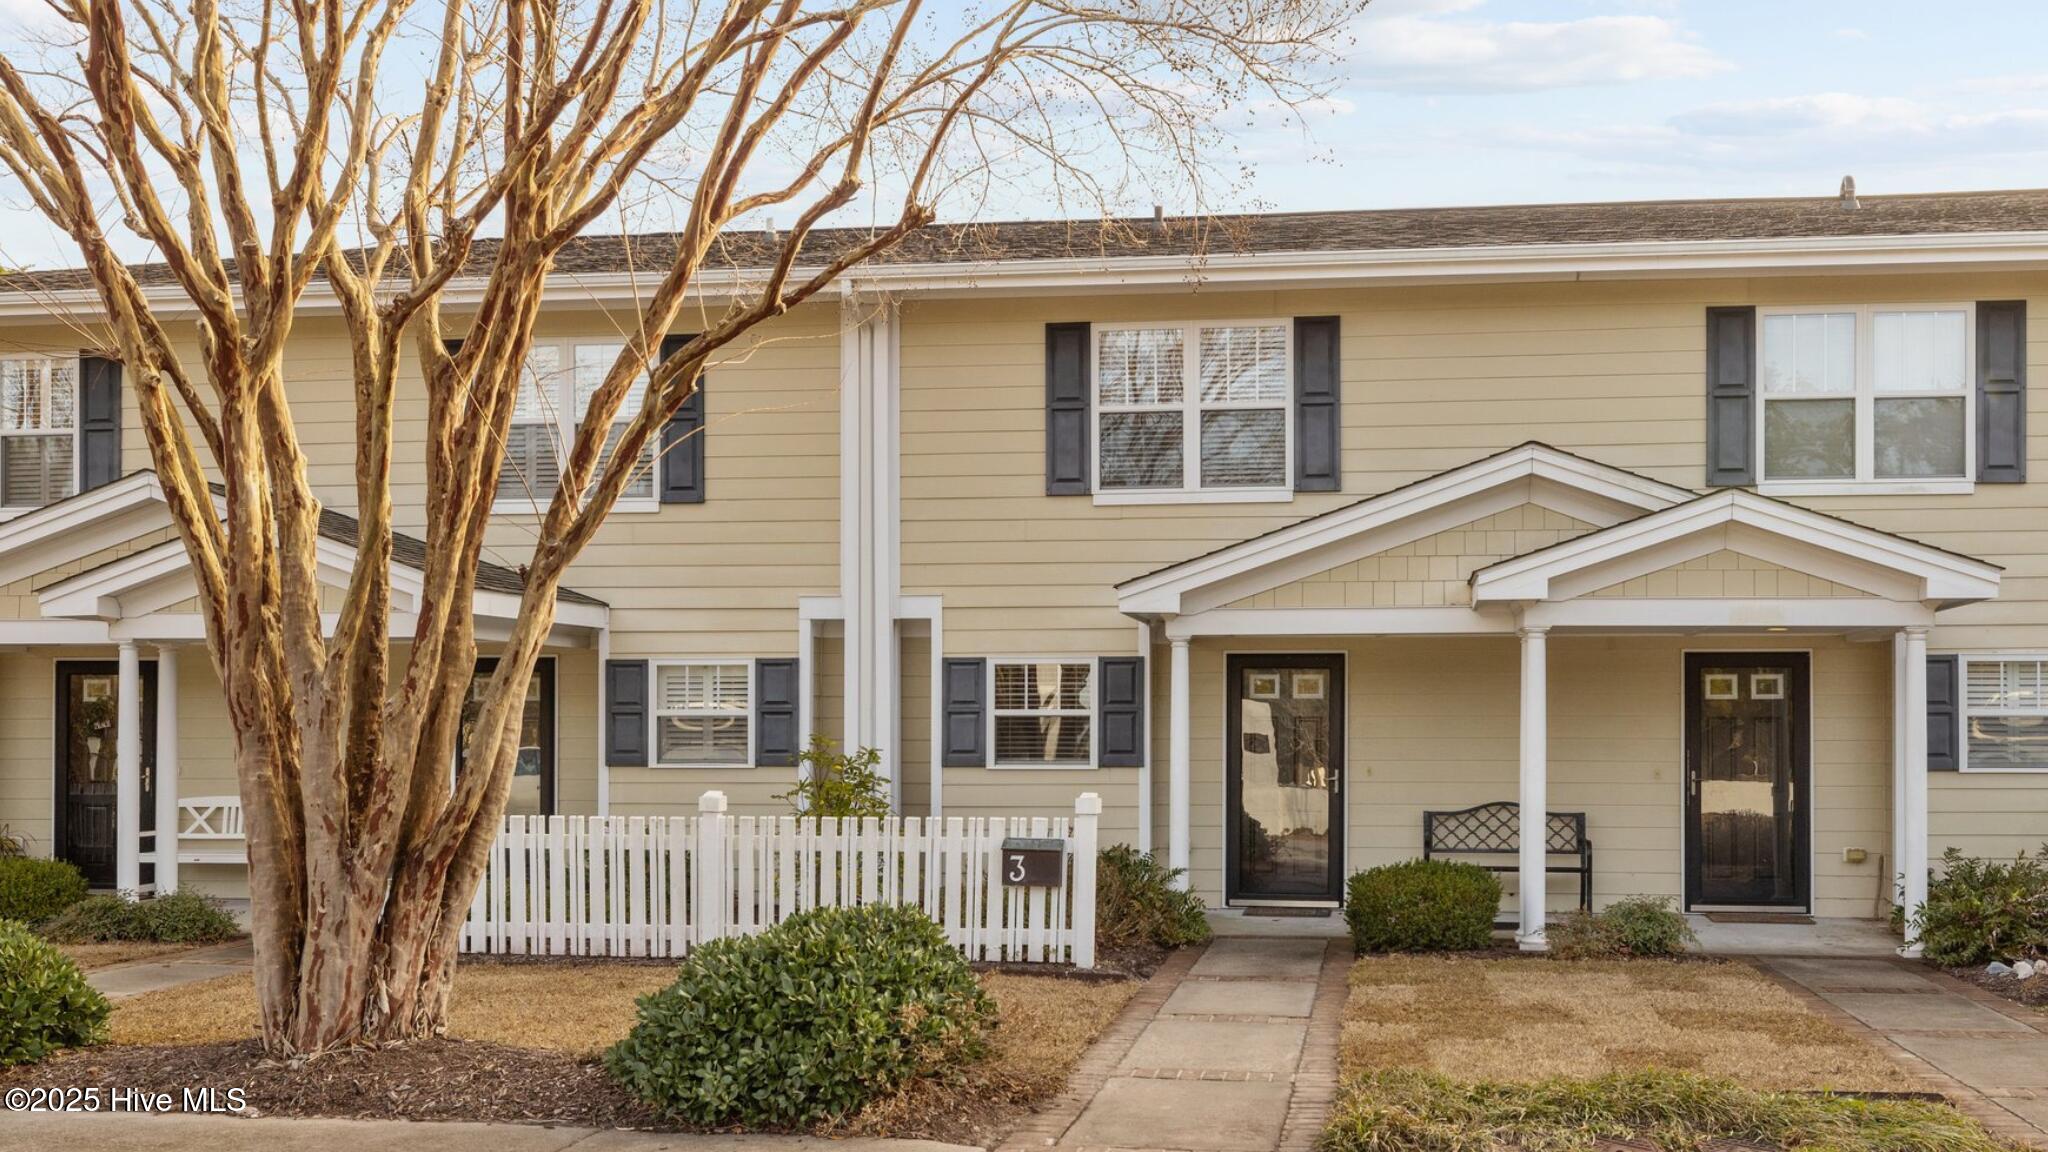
[1345,0,1730,93]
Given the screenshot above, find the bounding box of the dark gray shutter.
[941,657,987,768]
[605,659,649,767]
[1096,656,1146,767]
[1294,316,1341,491]
[1704,307,1756,487]
[78,355,122,491]
[659,333,706,504]
[1977,301,2027,484]
[1927,654,1960,772]
[754,658,800,768]
[1045,323,1090,495]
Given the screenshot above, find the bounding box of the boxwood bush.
[0,918,109,1065]
[1549,895,1696,959]
[1345,859,1501,953]
[40,890,241,945]
[606,903,995,1129]
[1097,845,1210,951]
[1913,846,2048,967]
[0,856,88,924]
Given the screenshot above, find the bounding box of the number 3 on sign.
[1007,853,1028,883]
[999,837,1064,887]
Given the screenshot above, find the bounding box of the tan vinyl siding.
[1586,551,1875,599]
[899,634,931,816]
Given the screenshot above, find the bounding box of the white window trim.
[490,338,661,518]
[1091,318,1294,506]
[0,355,81,515]
[1754,302,1976,496]
[988,656,1098,771]
[649,657,756,769]
[1954,652,2048,774]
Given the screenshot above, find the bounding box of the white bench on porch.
[175,796,247,865]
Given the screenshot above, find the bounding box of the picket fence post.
[697,791,729,945]
[1071,792,1100,969]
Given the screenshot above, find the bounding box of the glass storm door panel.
[56,661,157,889]
[1685,654,1810,909]
[1228,655,1344,902]
[459,658,556,817]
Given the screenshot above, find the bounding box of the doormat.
[1703,912,1815,925]
[1239,906,1332,918]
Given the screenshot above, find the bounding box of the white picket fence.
[461,791,1100,967]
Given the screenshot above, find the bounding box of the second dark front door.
[1685,652,1811,909]
[55,660,158,889]
[1227,654,1344,903]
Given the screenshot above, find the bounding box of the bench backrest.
[178,797,245,840]
[1423,802,1585,855]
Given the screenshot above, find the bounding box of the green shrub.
[1345,859,1500,953]
[1912,846,2048,967]
[0,918,109,1065]
[1096,845,1210,951]
[773,736,891,818]
[1323,1067,2010,1152]
[606,903,994,1129]
[40,890,241,945]
[0,856,88,924]
[1549,895,1696,959]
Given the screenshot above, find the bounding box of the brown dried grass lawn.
[57,942,206,971]
[1341,955,1905,1092]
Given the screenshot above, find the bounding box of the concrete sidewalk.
[86,939,254,999]
[3,1112,976,1152]
[1757,955,2048,1148]
[999,937,1349,1152]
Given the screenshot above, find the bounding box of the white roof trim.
[16,229,2048,319]
[1116,444,1693,617]
[1470,489,2001,608]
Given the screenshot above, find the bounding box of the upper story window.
[498,341,655,512]
[1095,321,1291,500]
[1962,656,2048,772]
[991,659,1093,768]
[0,358,78,510]
[1758,305,1971,491]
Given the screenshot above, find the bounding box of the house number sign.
[1000,837,1065,887]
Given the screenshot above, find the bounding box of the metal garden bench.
[1422,801,1592,913]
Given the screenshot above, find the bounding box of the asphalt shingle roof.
[8,187,2048,294]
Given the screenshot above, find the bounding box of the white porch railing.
[460,791,1101,967]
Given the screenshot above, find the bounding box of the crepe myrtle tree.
[0,0,1354,1053]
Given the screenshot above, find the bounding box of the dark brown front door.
[54,661,158,889]
[1685,652,1810,909]
[1227,654,1344,903]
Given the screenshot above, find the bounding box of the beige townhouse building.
[0,185,2043,950]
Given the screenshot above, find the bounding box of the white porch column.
[1891,632,1907,912]
[153,646,179,894]
[1900,626,1930,956]
[115,641,142,896]
[1517,626,1549,951]
[1168,637,1191,889]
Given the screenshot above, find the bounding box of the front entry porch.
[1118,444,2003,952]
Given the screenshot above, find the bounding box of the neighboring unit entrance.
[1227,654,1344,904]
[54,660,158,889]
[1684,652,1811,910]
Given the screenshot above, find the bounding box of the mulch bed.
[1945,965,2048,1010]
[2,1038,663,1129]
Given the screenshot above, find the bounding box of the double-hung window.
[0,357,77,510]
[1960,656,2048,772]
[1758,305,1972,491]
[991,659,1093,768]
[653,661,750,766]
[1095,321,1290,500]
[497,340,655,511]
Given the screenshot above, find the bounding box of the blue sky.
[9,0,2048,270]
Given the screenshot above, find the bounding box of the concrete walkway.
[1000,938,1347,1152]
[86,939,254,999]
[1755,955,2048,1148]
[4,1112,973,1152]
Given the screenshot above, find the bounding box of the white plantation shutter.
[992,660,1092,766]
[1962,658,2048,771]
[655,663,750,765]
[0,358,78,508]
[499,348,562,503]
